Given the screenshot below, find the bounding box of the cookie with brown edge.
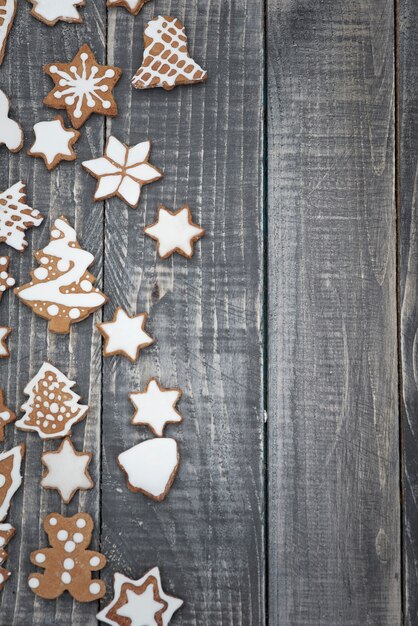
[41,438,94,504]
[106,0,151,15]
[0,388,15,441]
[28,0,85,26]
[145,205,205,259]
[27,116,80,171]
[129,378,183,437]
[0,327,11,359]
[97,307,154,363]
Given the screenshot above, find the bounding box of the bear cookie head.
[44,512,93,550]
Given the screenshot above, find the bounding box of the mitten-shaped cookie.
[28,512,106,602]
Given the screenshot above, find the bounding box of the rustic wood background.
[0,0,416,624]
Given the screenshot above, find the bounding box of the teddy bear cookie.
[28,512,106,602]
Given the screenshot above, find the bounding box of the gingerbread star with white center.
[44,44,122,129]
[97,307,154,362]
[145,205,205,259]
[96,567,183,626]
[0,327,11,358]
[0,389,16,442]
[41,438,93,504]
[129,378,183,437]
[106,0,151,15]
[82,136,162,208]
[27,116,80,171]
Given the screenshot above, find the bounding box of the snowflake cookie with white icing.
[16,362,88,439]
[28,116,80,171]
[132,16,207,91]
[0,445,25,521]
[43,44,122,129]
[15,216,108,334]
[41,438,93,503]
[0,89,23,153]
[0,181,43,251]
[117,438,179,502]
[82,136,163,209]
[97,567,183,626]
[29,512,106,602]
[29,0,84,26]
[145,205,205,259]
[0,0,16,65]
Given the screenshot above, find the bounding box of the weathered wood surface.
[399,0,418,624]
[0,1,265,625]
[267,1,401,624]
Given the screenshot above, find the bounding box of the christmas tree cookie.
[15,216,108,334]
[0,181,43,251]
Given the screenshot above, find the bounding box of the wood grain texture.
[399,0,418,623]
[267,1,401,624]
[0,1,106,624]
[99,2,265,625]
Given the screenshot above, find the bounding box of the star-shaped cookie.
[82,136,162,208]
[43,44,122,129]
[106,0,151,15]
[29,0,85,26]
[129,379,183,437]
[0,327,11,358]
[0,389,16,442]
[144,205,205,259]
[96,567,183,626]
[97,307,154,362]
[41,438,93,504]
[27,116,80,170]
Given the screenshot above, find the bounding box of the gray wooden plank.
[0,1,106,624]
[99,1,265,625]
[267,1,401,624]
[398,0,418,623]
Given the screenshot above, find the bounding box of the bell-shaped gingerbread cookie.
[132,16,207,91]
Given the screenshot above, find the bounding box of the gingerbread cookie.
[97,567,183,626]
[82,136,163,209]
[41,438,93,504]
[0,256,15,300]
[0,181,43,251]
[97,308,154,362]
[132,16,207,91]
[29,512,106,602]
[130,379,183,437]
[117,438,179,502]
[44,44,122,129]
[16,362,88,439]
[0,388,15,440]
[106,0,150,15]
[0,0,16,65]
[0,90,23,153]
[29,0,84,26]
[15,216,108,334]
[28,117,80,170]
[0,327,11,359]
[0,445,24,521]
[145,205,205,259]
[0,523,15,590]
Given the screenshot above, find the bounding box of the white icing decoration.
[64,540,75,553]
[0,181,43,250]
[90,582,101,595]
[64,558,74,569]
[0,89,22,151]
[41,438,93,502]
[82,136,162,208]
[73,532,83,543]
[16,217,107,312]
[0,327,9,357]
[117,585,165,626]
[61,572,72,584]
[130,379,182,437]
[132,16,207,90]
[16,362,89,439]
[0,445,24,521]
[98,308,154,361]
[96,567,183,626]
[49,517,57,526]
[107,0,145,11]
[29,0,83,25]
[50,51,115,119]
[0,1,16,65]
[29,118,78,167]
[0,475,5,488]
[57,530,68,540]
[76,518,86,528]
[34,268,48,280]
[90,556,100,566]
[145,206,204,258]
[35,553,46,563]
[117,438,178,500]
[29,577,40,589]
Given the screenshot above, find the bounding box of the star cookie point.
[97,307,154,362]
[0,327,11,359]
[145,205,205,259]
[107,0,151,15]
[130,378,183,437]
[29,0,85,26]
